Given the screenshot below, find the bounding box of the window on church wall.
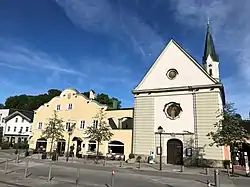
[209,69,212,76]
[166,69,178,80]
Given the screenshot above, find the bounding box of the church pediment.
[133,39,217,92]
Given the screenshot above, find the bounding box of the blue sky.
[0,0,249,118]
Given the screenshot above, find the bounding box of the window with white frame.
[80,120,85,129]
[38,122,43,129]
[56,104,61,111]
[7,126,10,132]
[66,122,70,130]
[26,127,29,132]
[19,127,23,133]
[14,126,16,132]
[93,120,98,128]
[22,118,25,123]
[88,140,96,152]
[15,118,18,123]
[68,103,73,110]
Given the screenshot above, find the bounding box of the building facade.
[29,88,133,159]
[132,24,227,166]
[3,110,34,144]
[0,109,10,137]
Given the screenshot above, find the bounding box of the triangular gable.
[4,111,33,123]
[134,39,217,92]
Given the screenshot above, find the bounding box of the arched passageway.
[108,140,124,154]
[36,138,47,152]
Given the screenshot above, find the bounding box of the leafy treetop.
[2,89,121,111]
[207,103,248,148]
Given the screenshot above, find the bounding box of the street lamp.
[66,124,73,162]
[157,126,164,171]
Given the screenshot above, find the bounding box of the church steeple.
[203,18,220,81]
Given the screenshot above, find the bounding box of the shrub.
[129,153,135,159]
[223,160,231,169]
[1,142,10,149]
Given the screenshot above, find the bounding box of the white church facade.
[132,24,228,166]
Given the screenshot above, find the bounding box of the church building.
[132,23,227,166]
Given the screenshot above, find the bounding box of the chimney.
[89,90,95,100]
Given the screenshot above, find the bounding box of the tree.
[0,104,5,109]
[41,111,64,156]
[207,103,248,174]
[5,89,62,111]
[84,109,113,162]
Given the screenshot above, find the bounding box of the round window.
[167,69,178,80]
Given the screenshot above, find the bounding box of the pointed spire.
[203,18,219,64]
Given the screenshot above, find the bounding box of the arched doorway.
[108,140,124,155]
[167,139,183,165]
[72,137,83,156]
[36,138,47,152]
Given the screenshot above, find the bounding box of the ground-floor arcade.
[29,129,132,159]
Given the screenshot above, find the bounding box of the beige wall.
[29,88,133,159]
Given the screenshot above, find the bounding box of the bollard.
[84,155,86,164]
[226,165,230,177]
[111,170,115,187]
[205,168,210,175]
[76,167,80,186]
[16,154,19,163]
[214,169,220,187]
[4,159,8,174]
[180,165,184,172]
[206,180,211,187]
[48,162,52,182]
[103,158,106,166]
[119,160,123,167]
[24,159,29,178]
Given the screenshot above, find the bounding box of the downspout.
[192,91,199,166]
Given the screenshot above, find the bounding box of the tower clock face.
[163,102,182,120]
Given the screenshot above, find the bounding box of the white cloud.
[170,0,250,118]
[55,0,165,59]
[0,39,86,77]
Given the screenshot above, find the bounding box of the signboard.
[156,146,161,155]
[186,148,192,157]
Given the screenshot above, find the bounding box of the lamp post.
[158,126,164,171]
[66,124,73,162]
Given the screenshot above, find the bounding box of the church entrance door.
[167,139,183,165]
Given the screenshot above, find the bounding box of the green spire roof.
[203,22,219,63]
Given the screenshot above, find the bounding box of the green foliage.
[0,104,5,109]
[4,89,121,111]
[41,111,64,155]
[94,93,121,109]
[84,109,113,155]
[207,103,248,148]
[1,142,10,149]
[5,89,61,111]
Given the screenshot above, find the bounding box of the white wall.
[136,41,214,91]
[5,115,31,137]
[154,94,194,134]
[0,109,10,134]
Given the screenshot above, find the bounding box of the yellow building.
[29,88,133,159]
